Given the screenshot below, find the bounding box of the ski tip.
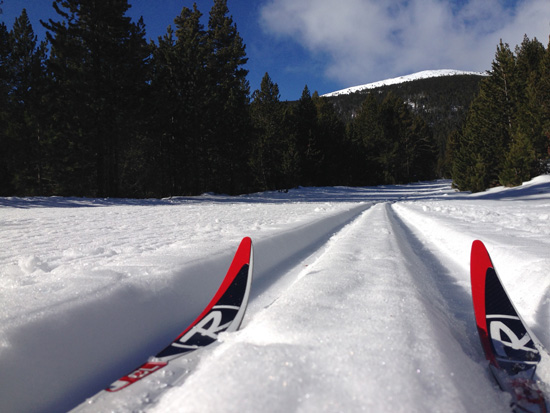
[236,237,253,268]
[471,240,492,265]
[233,237,252,267]
[471,239,485,250]
[240,236,252,248]
[473,238,496,260]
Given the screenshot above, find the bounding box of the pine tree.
[204,0,251,194]
[514,36,546,173]
[312,92,346,186]
[453,97,491,191]
[399,104,436,182]
[378,94,406,184]
[292,85,322,186]
[0,21,12,195]
[250,72,286,190]
[42,0,149,197]
[514,36,545,95]
[499,130,536,186]
[442,130,459,179]
[148,4,209,196]
[355,93,403,185]
[521,36,550,174]
[147,28,177,197]
[452,35,550,191]
[350,93,385,185]
[174,4,210,194]
[0,23,8,99]
[537,37,550,167]
[452,124,489,193]
[5,10,47,195]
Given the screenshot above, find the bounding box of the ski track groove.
[391,201,550,349]
[248,203,372,314]
[247,203,376,316]
[151,202,507,412]
[379,203,506,410]
[387,204,481,359]
[36,202,372,413]
[76,204,376,413]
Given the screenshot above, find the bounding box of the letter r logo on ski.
[171,305,239,350]
[487,315,538,358]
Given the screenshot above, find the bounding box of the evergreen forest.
[450,36,550,191]
[1,1,549,197]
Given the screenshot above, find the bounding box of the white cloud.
[259,0,550,87]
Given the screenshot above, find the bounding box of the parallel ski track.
[22,193,547,412]
[153,202,507,412]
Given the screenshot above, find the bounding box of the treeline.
[449,36,550,192]
[251,80,437,190]
[0,0,438,198]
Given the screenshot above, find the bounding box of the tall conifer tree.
[312,92,347,186]
[349,93,384,185]
[538,38,550,162]
[42,0,149,196]
[250,72,290,190]
[5,10,47,194]
[174,4,210,194]
[350,92,436,186]
[0,21,12,194]
[292,85,322,186]
[518,36,549,174]
[149,4,209,196]
[205,0,251,194]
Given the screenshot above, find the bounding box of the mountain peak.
[322,69,486,97]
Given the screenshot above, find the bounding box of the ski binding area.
[1,176,550,412]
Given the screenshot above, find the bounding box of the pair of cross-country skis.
[71,237,548,412]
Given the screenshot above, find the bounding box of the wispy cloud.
[259,0,550,86]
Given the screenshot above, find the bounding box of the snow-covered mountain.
[322,69,486,97]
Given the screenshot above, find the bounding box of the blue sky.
[1,0,550,100]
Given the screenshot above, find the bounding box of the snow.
[1,176,550,412]
[322,69,487,97]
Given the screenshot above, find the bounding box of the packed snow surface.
[322,69,486,97]
[1,176,550,412]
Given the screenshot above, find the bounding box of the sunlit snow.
[1,176,550,412]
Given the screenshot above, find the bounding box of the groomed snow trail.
[2,177,549,412]
[151,203,506,412]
